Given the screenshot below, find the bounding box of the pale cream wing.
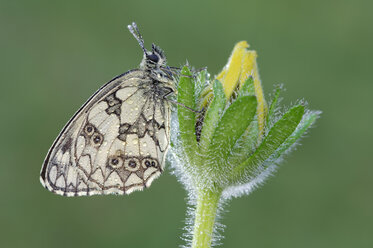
[40,70,170,196]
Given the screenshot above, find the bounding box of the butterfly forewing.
[41,70,171,196]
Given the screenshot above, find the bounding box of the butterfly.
[40,22,176,196]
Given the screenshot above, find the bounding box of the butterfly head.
[142,43,167,71]
[128,22,173,84]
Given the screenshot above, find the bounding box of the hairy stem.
[191,189,222,248]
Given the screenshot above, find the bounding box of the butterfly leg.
[162,87,202,114]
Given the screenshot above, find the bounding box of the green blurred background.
[1,0,372,247]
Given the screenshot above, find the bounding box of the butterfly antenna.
[127,22,147,54]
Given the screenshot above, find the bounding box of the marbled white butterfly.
[40,22,174,196]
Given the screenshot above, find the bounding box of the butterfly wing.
[40,70,170,196]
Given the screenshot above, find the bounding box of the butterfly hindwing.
[41,70,170,196]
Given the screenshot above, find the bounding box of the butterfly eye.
[91,133,103,145]
[147,54,159,63]
[108,156,123,169]
[124,158,140,171]
[142,158,158,168]
[84,124,95,135]
[145,160,151,167]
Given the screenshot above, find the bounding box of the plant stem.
[191,189,222,248]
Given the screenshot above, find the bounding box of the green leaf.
[177,66,198,162]
[232,105,305,179]
[199,80,226,152]
[206,96,257,166]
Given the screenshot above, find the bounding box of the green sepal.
[274,110,320,158]
[199,80,226,152]
[206,95,257,167]
[193,69,208,110]
[227,120,259,167]
[238,76,255,97]
[266,85,282,124]
[195,69,208,97]
[232,105,305,180]
[225,76,259,164]
[223,76,259,167]
[177,66,198,163]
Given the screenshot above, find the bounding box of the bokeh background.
[1,0,372,247]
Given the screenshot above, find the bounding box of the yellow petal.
[239,50,257,87]
[218,41,250,99]
[199,91,214,110]
[200,41,268,143]
[241,50,267,142]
